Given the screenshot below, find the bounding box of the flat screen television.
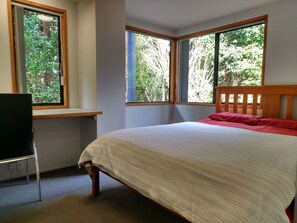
[0,93,33,160]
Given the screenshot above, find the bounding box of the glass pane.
[218,24,264,87]
[126,31,170,102]
[23,9,61,104]
[188,34,215,103]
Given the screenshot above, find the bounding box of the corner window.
[126,29,172,103]
[178,16,266,104]
[9,0,68,108]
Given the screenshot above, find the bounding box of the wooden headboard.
[216,85,297,119]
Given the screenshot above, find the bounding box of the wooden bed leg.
[293,169,297,223]
[293,199,297,223]
[92,166,100,196]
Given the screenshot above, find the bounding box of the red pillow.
[208,112,259,125]
[257,118,297,130]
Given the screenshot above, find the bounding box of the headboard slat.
[225,94,230,112]
[252,94,258,115]
[233,94,238,113]
[262,95,280,118]
[286,95,293,119]
[215,85,297,120]
[242,94,248,114]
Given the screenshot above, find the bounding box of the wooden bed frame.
[90,85,297,222]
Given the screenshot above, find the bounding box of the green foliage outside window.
[23,10,61,104]
[127,32,170,102]
[188,34,215,103]
[219,24,264,87]
[187,24,264,103]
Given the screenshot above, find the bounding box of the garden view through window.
[12,3,64,106]
[179,22,265,103]
[126,30,171,103]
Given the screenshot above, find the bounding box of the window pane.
[218,24,264,86]
[188,34,215,103]
[126,31,170,102]
[23,9,62,104]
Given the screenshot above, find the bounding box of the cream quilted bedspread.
[78,122,297,223]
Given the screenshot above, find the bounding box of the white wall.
[174,105,215,123]
[33,119,81,171]
[78,0,97,109]
[0,0,13,92]
[95,0,126,135]
[126,17,175,37]
[126,105,173,128]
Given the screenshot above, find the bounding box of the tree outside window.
[23,10,62,104]
[179,21,265,104]
[126,31,171,103]
[9,1,68,107]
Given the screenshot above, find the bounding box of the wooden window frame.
[125,26,177,105]
[175,15,268,106]
[7,0,69,110]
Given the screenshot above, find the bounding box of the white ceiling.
[126,0,282,30]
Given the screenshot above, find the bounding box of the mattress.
[78,122,297,223]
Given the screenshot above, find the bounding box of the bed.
[78,85,297,223]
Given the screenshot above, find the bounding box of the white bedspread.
[78,122,297,223]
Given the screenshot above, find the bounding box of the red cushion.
[257,118,297,130]
[208,112,259,125]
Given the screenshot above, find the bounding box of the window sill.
[33,108,102,120]
[126,102,173,106]
[175,102,216,106]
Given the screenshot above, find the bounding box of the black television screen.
[0,94,33,160]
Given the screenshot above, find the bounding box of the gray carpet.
[0,166,187,223]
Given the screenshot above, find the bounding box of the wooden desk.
[33,108,102,120]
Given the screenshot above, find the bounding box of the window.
[9,0,68,108]
[178,16,266,104]
[126,28,172,103]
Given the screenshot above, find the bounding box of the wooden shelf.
[33,108,102,120]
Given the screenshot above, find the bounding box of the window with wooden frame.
[8,0,69,109]
[177,15,267,104]
[125,26,176,104]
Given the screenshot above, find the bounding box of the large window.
[178,17,266,104]
[126,29,172,103]
[9,0,68,108]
